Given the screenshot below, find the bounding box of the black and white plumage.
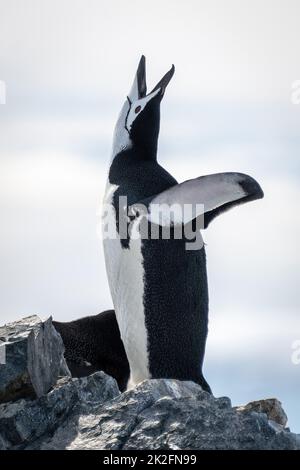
[102,56,263,393]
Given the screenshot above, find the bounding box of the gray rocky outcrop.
[0,315,70,403]
[0,315,299,450]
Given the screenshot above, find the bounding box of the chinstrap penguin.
[102,55,263,393]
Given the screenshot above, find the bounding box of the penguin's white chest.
[102,184,150,387]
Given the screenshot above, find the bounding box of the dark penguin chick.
[102,56,264,392]
[53,310,130,391]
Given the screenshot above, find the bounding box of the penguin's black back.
[142,235,210,391]
[53,310,130,391]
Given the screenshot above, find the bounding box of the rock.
[50,379,298,451]
[0,315,70,403]
[1,375,298,450]
[0,371,119,450]
[40,379,205,450]
[235,398,288,427]
[0,315,299,450]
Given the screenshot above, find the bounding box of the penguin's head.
[112,56,175,159]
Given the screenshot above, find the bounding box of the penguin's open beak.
[128,56,175,102]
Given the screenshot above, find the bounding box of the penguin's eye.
[135,106,141,114]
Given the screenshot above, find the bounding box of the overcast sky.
[0,0,299,431]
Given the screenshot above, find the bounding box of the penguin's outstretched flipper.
[53,310,130,392]
[129,172,263,229]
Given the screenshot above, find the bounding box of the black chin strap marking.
[124,96,132,135]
